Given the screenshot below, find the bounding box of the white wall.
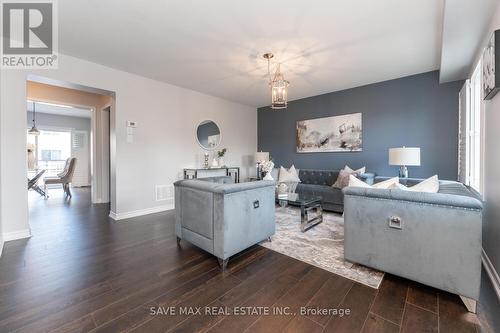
[470,2,500,277]
[0,73,3,255]
[0,53,257,235]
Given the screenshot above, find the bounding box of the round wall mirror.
[196,120,221,150]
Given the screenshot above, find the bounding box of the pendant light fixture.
[28,101,40,136]
[263,53,289,109]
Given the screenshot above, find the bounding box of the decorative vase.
[218,157,225,167]
[203,153,209,169]
[263,172,274,181]
[211,158,219,168]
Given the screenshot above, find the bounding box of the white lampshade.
[254,151,269,163]
[389,147,420,166]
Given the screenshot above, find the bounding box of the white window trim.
[468,60,485,195]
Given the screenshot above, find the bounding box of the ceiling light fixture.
[263,53,289,110]
[28,101,40,136]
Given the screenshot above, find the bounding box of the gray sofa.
[273,169,374,213]
[174,177,275,270]
[343,177,483,311]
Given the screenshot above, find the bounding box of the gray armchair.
[174,178,275,270]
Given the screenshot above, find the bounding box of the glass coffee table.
[276,193,323,232]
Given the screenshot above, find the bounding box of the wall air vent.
[155,185,173,201]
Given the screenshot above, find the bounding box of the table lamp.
[389,147,420,178]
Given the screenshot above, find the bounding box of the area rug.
[260,206,384,289]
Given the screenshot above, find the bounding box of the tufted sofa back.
[299,169,340,186]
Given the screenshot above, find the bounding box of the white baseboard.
[109,200,174,221]
[482,248,500,301]
[3,229,32,242]
[0,236,4,258]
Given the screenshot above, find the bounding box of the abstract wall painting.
[483,30,500,100]
[296,113,362,153]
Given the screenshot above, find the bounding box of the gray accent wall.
[258,71,463,180]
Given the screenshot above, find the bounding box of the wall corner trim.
[0,237,4,258]
[109,201,174,221]
[3,229,32,242]
[482,248,500,301]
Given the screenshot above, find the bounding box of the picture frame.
[296,113,362,153]
[483,30,500,100]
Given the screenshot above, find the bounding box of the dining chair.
[44,157,77,198]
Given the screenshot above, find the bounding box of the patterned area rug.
[260,206,384,289]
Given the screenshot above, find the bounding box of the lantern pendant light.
[263,53,289,109]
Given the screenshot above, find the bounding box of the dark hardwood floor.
[0,188,496,332]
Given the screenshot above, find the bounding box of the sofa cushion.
[299,169,339,186]
[296,183,343,205]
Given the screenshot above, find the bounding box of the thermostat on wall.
[126,121,137,143]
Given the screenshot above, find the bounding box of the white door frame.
[91,102,112,204]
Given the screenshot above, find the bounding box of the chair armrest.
[174,179,275,194]
[343,187,483,210]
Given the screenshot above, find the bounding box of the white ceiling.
[440,0,499,83]
[59,0,445,107]
[27,101,92,118]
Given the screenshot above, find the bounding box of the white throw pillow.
[348,175,398,189]
[373,177,399,189]
[344,165,366,174]
[278,165,301,183]
[390,175,439,193]
[348,175,372,188]
[289,165,300,181]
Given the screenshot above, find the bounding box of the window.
[27,129,71,177]
[41,150,62,161]
[459,61,484,193]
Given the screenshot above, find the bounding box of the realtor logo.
[1,0,58,68]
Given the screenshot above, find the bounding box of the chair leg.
[63,183,71,198]
[44,184,48,199]
[460,295,477,313]
[217,258,229,271]
[176,236,181,246]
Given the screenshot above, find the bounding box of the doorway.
[25,78,116,229]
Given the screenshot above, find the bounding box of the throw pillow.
[372,177,399,189]
[289,165,301,181]
[332,166,367,189]
[332,169,352,188]
[278,165,301,183]
[348,175,398,189]
[390,175,439,193]
[344,165,366,174]
[348,175,372,188]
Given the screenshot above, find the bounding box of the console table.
[183,167,240,183]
